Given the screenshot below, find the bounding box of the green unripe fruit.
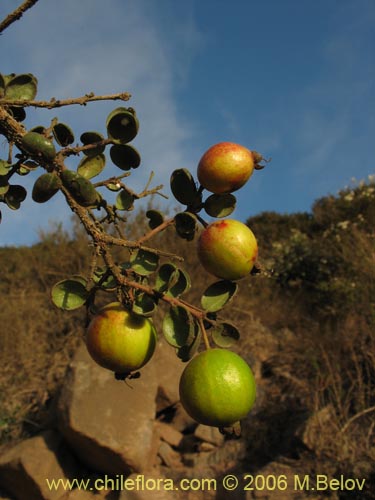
[179,348,256,427]
[21,132,56,162]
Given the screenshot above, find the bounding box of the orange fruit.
[197,142,254,194]
[197,219,258,280]
[86,302,157,373]
[179,348,256,427]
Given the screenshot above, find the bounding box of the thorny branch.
[0,89,213,345]
[0,92,132,109]
[0,0,40,35]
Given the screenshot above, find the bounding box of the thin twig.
[0,0,39,34]
[137,217,175,245]
[0,92,131,109]
[341,405,375,434]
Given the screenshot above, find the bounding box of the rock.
[296,405,336,451]
[57,342,158,475]
[155,422,183,448]
[0,430,78,500]
[197,442,216,452]
[157,442,183,469]
[59,491,98,499]
[169,402,196,433]
[154,340,186,413]
[194,425,224,447]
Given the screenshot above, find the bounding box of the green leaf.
[106,181,122,192]
[204,193,236,218]
[92,267,116,289]
[110,144,141,170]
[0,176,9,195]
[4,185,27,210]
[201,280,238,312]
[17,160,39,176]
[154,263,179,293]
[32,173,61,203]
[115,188,135,211]
[132,293,157,317]
[9,106,26,122]
[77,154,106,179]
[154,263,191,297]
[5,73,38,100]
[52,122,75,147]
[162,306,195,348]
[211,322,240,348]
[177,321,202,362]
[174,212,197,241]
[168,268,191,297]
[80,131,105,157]
[51,278,88,310]
[170,168,199,205]
[106,107,139,144]
[146,209,164,229]
[130,249,159,276]
[0,160,11,176]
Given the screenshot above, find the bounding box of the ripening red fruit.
[85,302,157,373]
[197,142,254,194]
[197,219,258,280]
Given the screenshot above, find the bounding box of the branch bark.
[0,0,40,34]
[0,92,131,109]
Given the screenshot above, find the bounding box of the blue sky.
[0,0,374,246]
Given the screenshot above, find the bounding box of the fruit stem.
[195,213,208,228]
[199,317,211,350]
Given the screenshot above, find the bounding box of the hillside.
[0,178,374,498]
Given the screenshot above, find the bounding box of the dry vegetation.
[0,179,374,497]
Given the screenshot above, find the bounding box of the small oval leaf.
[154,263,179,293]
[52,122,75,147]
[0,160,11,176]
[51,278,88,310]
[174,212,197,241]
[162,306,195,348]
[146,209,164,229]
[4,185,27,210]
[132,293,157,317]
[0,177,9,195]
[167,268,191,298]
[130,249,159,276]
[80,131,105,157]
[177,321,202,362]
[17,160,39,176]
[201,280,238,312]
[211,322,240,348]
[77,154,106,179]
[110,144,141,170]
[115,188,135,211]
[106,107,139,144]
[5,73,38,100]
[9,106,26,122]
[170,168,199,205]
[204,193,236,218]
